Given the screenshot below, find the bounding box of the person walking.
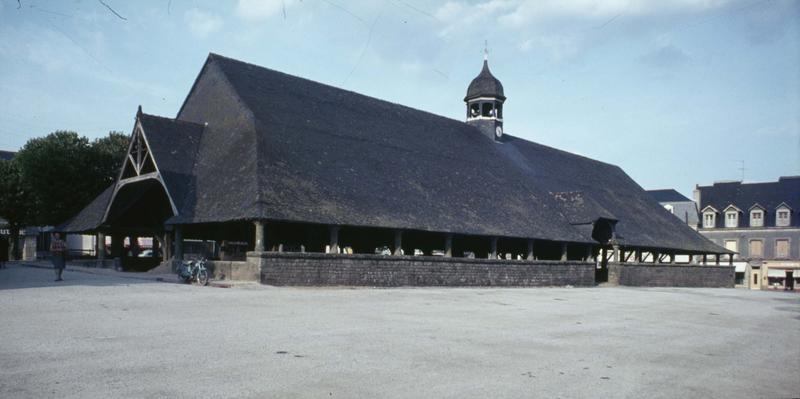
[50,232,67,281]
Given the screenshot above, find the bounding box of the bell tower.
[465,46,505,141]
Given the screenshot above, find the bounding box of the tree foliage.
[0,159,29,260]
[0,159,29,226]
[13,130,129,227]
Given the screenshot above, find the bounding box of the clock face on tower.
[495,125,503,139]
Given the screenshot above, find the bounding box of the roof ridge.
[140,112,207,128]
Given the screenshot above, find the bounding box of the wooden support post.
[173,226,184,261]
[329,226,340,254]
[111,234,123,259]
[526,239,535,261]
[715,254,720,265]
[653,251,660,264]
[669,253,675,264]
[444,234,453,258]
[162,232,172,261]
[96,232,105,260]
[253,221,266,252]
[489,237,498,259]
[635,249,642,263]
[394,230,403,256]
[701,254,707,265]
[728,254,733,266]
[560,243,568,261]
[601,248,608,269]
[152,236,160,257]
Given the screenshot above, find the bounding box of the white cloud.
[235,0,294,22]
[499,0,733,26]
[185,8,223,38]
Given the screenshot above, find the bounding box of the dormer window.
[750,209,764,227]
[703,211,716,228]
[776,205,791,227]
[725,211,738,228]
[722,205,740,228]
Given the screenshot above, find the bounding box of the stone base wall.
[608,262,734,288]
[254,252,596,287]
[207,259,259,281]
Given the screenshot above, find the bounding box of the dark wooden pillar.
[96,232,105,260]
[635,249,642,263]
[715,254,720,265]
[526,239,535,261]
[489,237,498,259]
[394,230,403,256]
[152,236,160,257]
[111,234,123,259]
[728,254,733,266]
[669,253,675,264]
[560,243,568,261]
[653,251,660,264]
[444,234,453,258]
[162,231,172,261]
[173,226,184,261]
[702,254,707,265]
[329,226,340,254]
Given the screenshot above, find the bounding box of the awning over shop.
[767,269,791,278]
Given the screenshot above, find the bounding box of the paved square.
[1,265,798,398]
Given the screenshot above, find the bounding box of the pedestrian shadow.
[0,264,171,291]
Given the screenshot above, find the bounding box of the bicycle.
[178,258,209,286]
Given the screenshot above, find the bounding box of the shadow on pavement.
[0,264,171,290]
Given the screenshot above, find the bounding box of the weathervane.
[484,40,489,61]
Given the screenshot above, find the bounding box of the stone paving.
[1,263,798,398]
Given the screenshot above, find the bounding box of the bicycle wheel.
[197,269,209,286]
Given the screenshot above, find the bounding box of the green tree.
[14,130,130,227]
[0,160,30,260]
[91,131,129,187]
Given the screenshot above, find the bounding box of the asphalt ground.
[1,264,798,398]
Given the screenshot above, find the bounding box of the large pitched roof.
[698,177,800,228]
[63,53,726,253]
[646,189,691,203]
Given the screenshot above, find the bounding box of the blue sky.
[0,0,797,196]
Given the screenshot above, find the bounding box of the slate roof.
[647,189,692,203]
[465,60,505,101]
[697,177,800,228]
[62,53,726,254]
[57,185,115,233]
[0,150,16,161]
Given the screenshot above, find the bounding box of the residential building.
[695,177,800,290]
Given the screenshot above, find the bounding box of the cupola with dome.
[465,54,505,142]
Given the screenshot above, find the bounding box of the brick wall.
[256,252,596,287]
[608,262,734,288]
